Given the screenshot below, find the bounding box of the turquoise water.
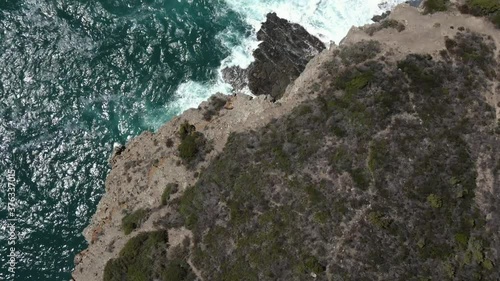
[0,0,403,280]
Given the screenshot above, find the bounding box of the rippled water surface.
[0,0,403,279]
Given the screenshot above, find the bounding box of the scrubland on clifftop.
[73,2,500,281]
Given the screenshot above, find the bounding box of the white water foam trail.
[160,0,407,128]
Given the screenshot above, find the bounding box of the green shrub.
[366,19,406,36]
[424,0,449,13]
[427,194,443,208]
[103,231,169,281]
[163,259,191,281]
[339,40,381,65]
[368,211,392,229]
[367,139,388,175]
[467,0,500,14]
[122,208,150,235]
[464,0,500,27]
[178,121,195,140]
[299,255,325,274]
[490,11,500,27]
[381,19,406,32]
[177,121,210,165]
[179,134,199,161]
[313,211,329,224]
[161,183,178,206]
[202,96,227,121]
[350,168,370,190]
[482,259,494,270]
[455,233,469,248]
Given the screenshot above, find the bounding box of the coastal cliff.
[73,2,500,280]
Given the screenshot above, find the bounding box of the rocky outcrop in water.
[221,66,248,94]
[247,13,325,100]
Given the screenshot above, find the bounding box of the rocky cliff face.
[247,13,325,100]
[73,3,500,281]
[222,13,325,99]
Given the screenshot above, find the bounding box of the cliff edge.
[73,2,500,280]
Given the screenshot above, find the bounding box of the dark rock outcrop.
[372,11,391,22]
[247,13,325,100]
[221,66,248,94]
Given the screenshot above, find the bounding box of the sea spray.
[163,0,408,128]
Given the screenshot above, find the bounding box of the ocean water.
[0,0,404,280]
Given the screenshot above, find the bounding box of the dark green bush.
[161,183,178,206]
[366,19,406,36]
[178,134,199,161]
[122,208,150,235]
[460,0,500,27]
[177,121,211,165]
[178,121,195,140]
[339,40,381,65]
[103,231,167,281]
[202,95,227,121]
[427,194,443,208]
[423,0,449,13]
[467,0,500,14]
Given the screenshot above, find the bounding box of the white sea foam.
[159,0,407,128]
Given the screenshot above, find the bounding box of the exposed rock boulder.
[221,66,248,94]
[247,13,325,100]
[372,11,391,22]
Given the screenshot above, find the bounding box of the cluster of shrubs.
[177,121,211,167]
[459,0,500,27]
[424,0,500,27]
[201,95,227,121]
[121,208,150,235]
[172,32,498,280]
[365,19,406,36]
[103,230,195,281]
[161,183,178,206]
[107,32,499,280]
[423,0,449,13]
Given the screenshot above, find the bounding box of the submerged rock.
[247,13,325,100]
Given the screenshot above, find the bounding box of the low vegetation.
[202,95,227,121]
[460,0,500,27]
[161,183,178,206]
[121,208,150,235]
[423,0,449,13]
[365,19,406,36]
[177,121,211,167]
[103,230,195,281]
[108,31,500,280]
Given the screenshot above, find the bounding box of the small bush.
[179,134,199,161]
[366,19,406,36]
[368,211,392,229]
[163,259,191,281]
[166,138,174,148]
[299,255,325,274]
[178,121,196,140]
[202,96,227,121]
[455,233,469,248]
[161,183,178,206]
[427,194,443,208]
[339,40,381,65]
[177,121,211,165]
[122,209,150,235]
[424,0,449,13]
[103,230,194,281]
